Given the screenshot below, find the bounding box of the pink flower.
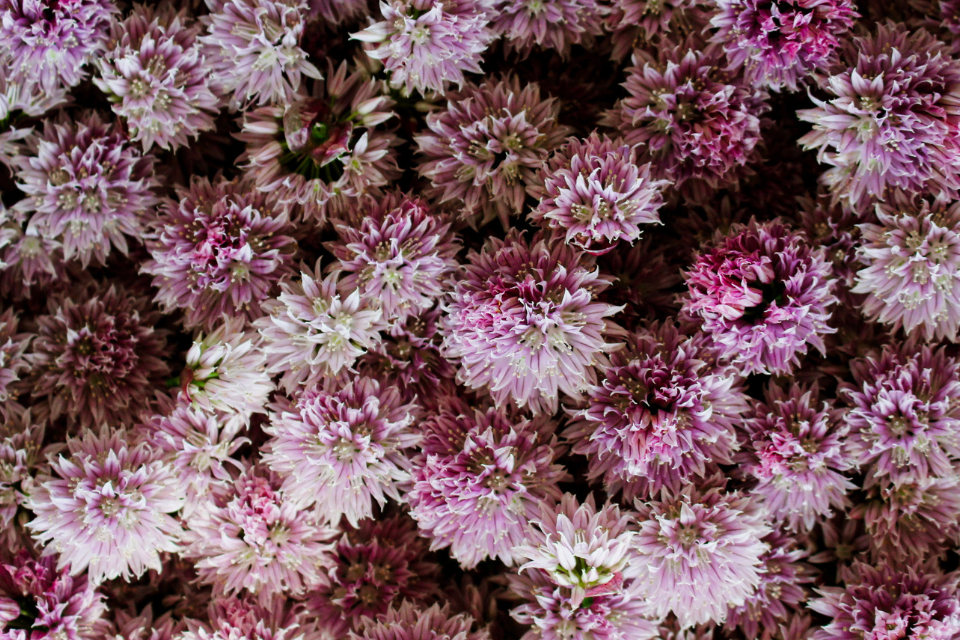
[352,0,495,95]
[0,307,30,417]
[528,133,668,255]
[27,427,184,583]
[183,464,336,599]
[416,76,571,227]
[95,4,219,151]
[13,111,158,267]
[407,397,568,568]
[263,377,420,526]
[606,0,712,61]
[143,174,296,332]
[490,0,607,59]
[349,602,489,640]
[442,231,623,415]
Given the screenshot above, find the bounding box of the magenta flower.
[95,5,219,151]
[810,563,960,640]
[256,260,386,393]
[352,0,495,95]
[13,111,158,267]
[606,0,711,61]
[633,476,770,628]
[0,307,30,416]
[144,174,296,332]
[238,60,399,225]
[201,0,322,107]
[508,567,657,640]
[740,382,855,532]
[263,377,420,526]
[0,551,109,640]
[0,0,116,91]
[327,192,460,322]
[853,192,960,341]
[709,0,859,91]
[603,39,768,199]
[27,427,184,583]
[306,514,440,635]
[350,602,488,640]
[682,218,838,375]
[565,321,748,500]
[442,231,623,415]
[517,494,639,608]
[27,284,169,429]
[798,23,960,206]
[146,399,249,513]
[528,133,668,255]
[407,397,568,568]
[490,0,607,59]
[843,344,960,482]
[852,471,960,563]
[416,76,571,227]
[724,531,812,640]
[183,463,336,599]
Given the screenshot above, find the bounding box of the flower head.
[327,192,460,322]
[741,382,855,531]
[853,192,960,341]
[416,76,571,227]
[0,0,116,91]
[604,40,768,198]
[810,563,960,640]
[263,377,420,526]
[798,23,960,206]
[528,133,668,255]
[682,218,838,375]
[349,602,488,640]
[0,307,30,416]
[0,551,109,640]
[0,71,69,170]
[13,111,158,267]
[442,231,623,415]
[201,0,321,107]
[28,284,169,429]
[633,477,771,628]
[0,411,50,539]
[517,494,638,608]
[843,344,960,482]
[490,0,607,59]
[407,397,568,568]
[144,174,296,331]
[606,0,711,61]
[307,514,440,635]
[352,0,495,95]
[27,427,184,583]
[709,0,859,91]
[565,321,748,500]
[183,464,336,599]
[95,4,219,151]
[238,60,399,225]
[256,260,386,393]
[181,318,274,421]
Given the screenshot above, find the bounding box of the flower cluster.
[7,3,960,640]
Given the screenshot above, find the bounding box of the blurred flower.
[0,71,69,170]
[0,307,30,416]
[349,602,489,640]
[489,0,607,59]
[606,0,711,61]
[28,427,184,583]
[27,284,169,429]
